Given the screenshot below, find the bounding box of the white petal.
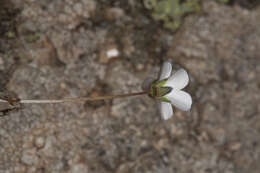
[159,61,172,80]
[165,90,192,111]
[165,68,189,90]
[160,101,173,120]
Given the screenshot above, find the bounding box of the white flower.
[148,61,192,120]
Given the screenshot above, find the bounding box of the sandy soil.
[0,0,259,172]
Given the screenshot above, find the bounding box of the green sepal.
[157,87,172,98]
[153,79,168,87]
[149,79,172,98]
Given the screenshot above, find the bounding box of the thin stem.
[0,91,147,104]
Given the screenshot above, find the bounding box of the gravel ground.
[0,0,259,173]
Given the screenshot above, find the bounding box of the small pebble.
[35,136,45,149]
[99,45,120,64]
[136,64,144,71]
[105,7,125,21]
[106,48,119,58]
[21,149,39,166]
[229,142,241,151]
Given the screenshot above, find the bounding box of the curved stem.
[0,91,147,104]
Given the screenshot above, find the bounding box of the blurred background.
[0,0,259,172]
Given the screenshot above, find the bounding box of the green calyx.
[152,78,168,87]
[149,79,172,102]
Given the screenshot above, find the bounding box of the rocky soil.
[0,0,259,173]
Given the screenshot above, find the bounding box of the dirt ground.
[0,0,259,173]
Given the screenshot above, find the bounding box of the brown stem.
[0,91,147,104]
